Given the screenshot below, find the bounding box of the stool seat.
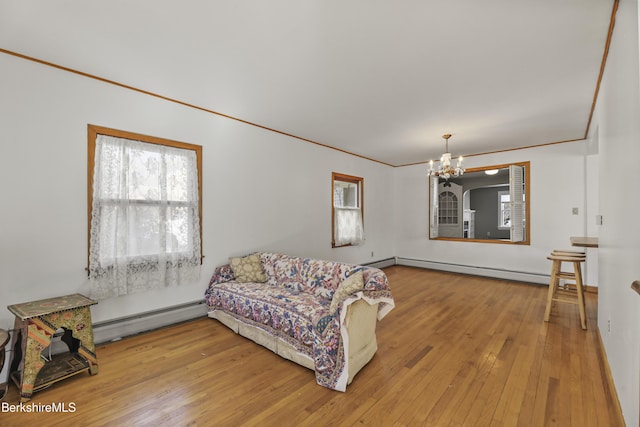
[551,249,585,257]
[544,250,587,329]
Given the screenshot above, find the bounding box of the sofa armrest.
[360,267,395,320]
[344,299,379,384]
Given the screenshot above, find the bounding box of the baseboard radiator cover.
[87,258,543,345]
[92,299,208,345]
[363,257,397,269]
[396,257,549,285]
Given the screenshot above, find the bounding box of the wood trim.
[87,127,97,269]
[464,139,585,159]
[595,326,626,427]
[0,25,619,170]
[331,172,364,248]
[87,124,204,268]
[584,0,619,139]
[399,139,584,168]
[0,48,394,168]
[88,124,203,153]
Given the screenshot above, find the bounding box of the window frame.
[87,124,203,268]
[428,161,530,245]
[331,172,364,248]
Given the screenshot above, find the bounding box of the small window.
[87,125,202,299]
[332,172,364,247]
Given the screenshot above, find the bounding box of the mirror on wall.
[429,161,530,244]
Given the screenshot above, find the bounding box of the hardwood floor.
[1,266,624,426]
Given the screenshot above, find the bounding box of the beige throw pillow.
[329,270,364,314]
[229,253,267,283]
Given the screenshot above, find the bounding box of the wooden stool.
[544,250,587,329]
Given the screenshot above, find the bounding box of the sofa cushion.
[329,270,364,314]
[206,280,329,351]
[261,252,355,295]
[261,252,305,289]
[229,253,267,283]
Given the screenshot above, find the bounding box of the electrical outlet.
[607,319,611,333]
[572,207,579,215]
[371,251,374,258]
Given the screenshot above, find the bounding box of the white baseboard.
[93,299,208,344]
[396,257,549,285]
[0,300,208,385]
[364,257,397,269]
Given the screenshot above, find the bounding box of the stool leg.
[574,261,587,330]
[544,260,559,322]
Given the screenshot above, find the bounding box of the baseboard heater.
[92,299,208,345]
[89,257,543,345]
[396,257,549,285]
[363,257,397,269]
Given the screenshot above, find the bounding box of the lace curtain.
[89,134,201,299]
[334,207,364,246]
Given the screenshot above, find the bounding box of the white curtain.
[334,207,364,246]
[89,134,201,299]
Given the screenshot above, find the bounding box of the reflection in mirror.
[429,162,529,244]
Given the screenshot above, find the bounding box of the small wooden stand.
[7,293,98,402]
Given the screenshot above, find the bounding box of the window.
[87,125,202,299]
[438,191,459,225]
[332,172,364,247]
[429,161,529,244]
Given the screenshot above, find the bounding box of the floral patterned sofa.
[204,252,395,391]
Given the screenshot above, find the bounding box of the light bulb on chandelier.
[427,133,465,179]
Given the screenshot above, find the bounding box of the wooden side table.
[0,328,9,399]
[7,293,98,402]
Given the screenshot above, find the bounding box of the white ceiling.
[0,0,614,166]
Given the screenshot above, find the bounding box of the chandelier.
[427,133,465,179]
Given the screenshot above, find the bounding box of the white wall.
[0,52,396,330]
[394,141,590,281]
[591,0,640,424]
